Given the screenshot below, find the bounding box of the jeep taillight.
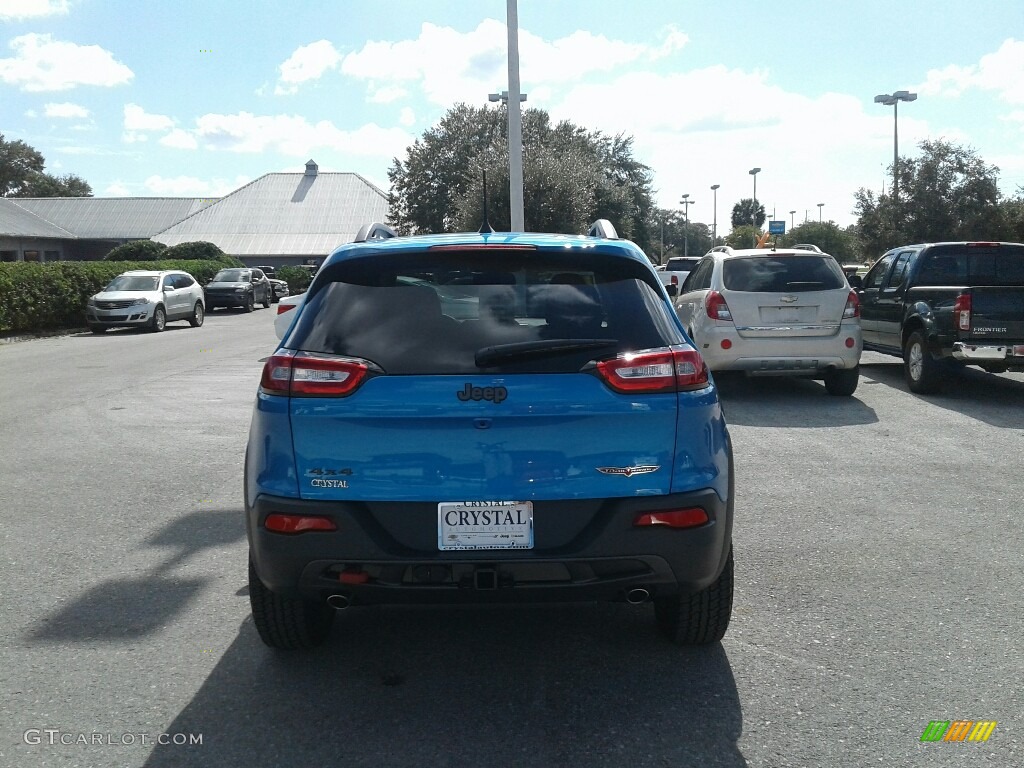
[706,291,732,321]
[843,289,860,319]
[595,347,709,393]
[954,293,971,331]
[260,351,372,397]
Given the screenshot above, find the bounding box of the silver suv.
[675,247,862,395]
[86,270,205,333]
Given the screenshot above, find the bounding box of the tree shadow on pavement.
[144,603,749,768]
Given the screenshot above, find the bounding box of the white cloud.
[0,33,132,91]
[274,39,343,95]
[190,111,412,158]
[159,128,198,149]
[918,38,1024,105]
[0,0,69,21]
[123,103,174,131]
[369,85,407,104]
[44,101,89,118]
[104,181,131,196]
[24,108,37,118]
[340,20,681,107]
[399,107,415,127]
[143,174,250,197]
[122,132,147,143]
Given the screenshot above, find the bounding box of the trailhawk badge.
[596,465,660,477]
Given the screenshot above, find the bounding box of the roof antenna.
[478,168,495,234]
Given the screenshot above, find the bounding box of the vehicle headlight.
[130,298,150,306]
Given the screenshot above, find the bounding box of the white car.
[274,292,304,339]
[86,269,205,333]
[674,247,862,395]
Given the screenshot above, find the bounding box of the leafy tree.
[162,241,228,261]
[388,104,655,251]
[731,198,765,229]
[995,187,1024,243]
[779,222,862,263]
[854,139,1001,255]
[648,208,714,263]
[104,240,167,261]
[1,133,92,198]
[724,225,762,249]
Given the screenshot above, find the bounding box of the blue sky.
[2,0,1022,231]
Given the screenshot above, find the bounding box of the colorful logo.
[920,721,997,742]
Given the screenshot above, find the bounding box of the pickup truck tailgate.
[968,287,1024,340]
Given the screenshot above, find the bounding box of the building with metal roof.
[152,161,389,266]
[1,160,388,266]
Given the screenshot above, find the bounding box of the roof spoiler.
[354,222,397,243]
[587,219,618,239]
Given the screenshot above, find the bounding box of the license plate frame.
[437,501,534,551]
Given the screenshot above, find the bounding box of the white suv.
[674,247,862,395]
[86,270,205,333]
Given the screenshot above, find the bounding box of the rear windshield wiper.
[475,339,619,367]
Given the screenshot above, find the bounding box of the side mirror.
[848,274,863,290]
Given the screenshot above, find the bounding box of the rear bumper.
[952,341,1024,361]
[698,324,862,374]
[247,488,733,605]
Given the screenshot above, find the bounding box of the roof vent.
[304,159,318,177]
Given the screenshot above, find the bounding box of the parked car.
[204,268,272,311]
[247,220,735,650]
[255,266,290,303]
[86,270,205,333]
[858,241,1024,393]
[675,246,862,395]
[273,293,303,339]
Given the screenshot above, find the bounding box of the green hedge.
[0,258,243,333]
[276,266,314,295]
[103,240,168,261]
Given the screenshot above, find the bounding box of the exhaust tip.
[625,588,650,605]
[327,594,351,610]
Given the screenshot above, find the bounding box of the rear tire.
[903,330,942,393]
[189,302,204,328]
[824,365,859,396]
[262,290,271,309]
[244,293,255,313]
[150,305,166,333]
[655,545,733,645]
[249,558,334,650]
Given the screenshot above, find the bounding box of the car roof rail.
[792,243,823,253]
[708,245,732,254]
[587,219,618,239]
[354,222,398,243]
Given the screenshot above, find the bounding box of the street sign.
[768,220,786,235]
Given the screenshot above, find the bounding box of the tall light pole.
[874,90,917,217]
[789,209,796,229]
[710,184,720,246]
[817,202,825,223]
[749,167,761,246]
[680,194,695,256]
[506,0,525,231]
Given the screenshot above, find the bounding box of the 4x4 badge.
[596,465,659,477]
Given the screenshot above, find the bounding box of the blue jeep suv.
[245,221,735,649]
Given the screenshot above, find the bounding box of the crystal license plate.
[437,501,534,551]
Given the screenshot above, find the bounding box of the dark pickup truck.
[857,241,1024,393]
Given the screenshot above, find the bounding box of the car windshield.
[213,269,249,282]
[723,255,845,292]
[287,249,682,374]
[104,275,158,291]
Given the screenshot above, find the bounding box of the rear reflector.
[634,507,709,529]
[595,346,709,393]
[264,513,337,534]
[276,303,296,315]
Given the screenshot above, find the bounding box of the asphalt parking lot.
[1,310,1021,767]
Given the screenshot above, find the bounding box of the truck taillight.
[260,351,372,397]
[706,291,732,321]
[843,290,860,319]
[953,293,971,331]
[671,274,679,286]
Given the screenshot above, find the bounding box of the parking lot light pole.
[749,167,761,246]
[818,202,825,223]
[874,90,917,214]
[680,194,694,256]
[506,0,525,231]
[711,184,720,245]
[789,209,796,229]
